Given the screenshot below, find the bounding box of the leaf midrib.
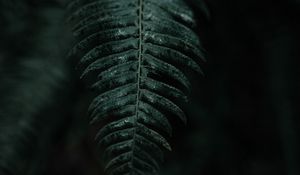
[130,0,144,163]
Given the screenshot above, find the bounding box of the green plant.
[67,0,206,174]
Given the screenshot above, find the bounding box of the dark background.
[0,0,299,175]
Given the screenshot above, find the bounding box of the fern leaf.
[68,0,205,174]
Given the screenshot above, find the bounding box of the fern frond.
[68,0,205,174]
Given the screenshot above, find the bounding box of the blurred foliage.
[0,0,299,175]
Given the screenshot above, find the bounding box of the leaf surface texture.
[68,0,205,174]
